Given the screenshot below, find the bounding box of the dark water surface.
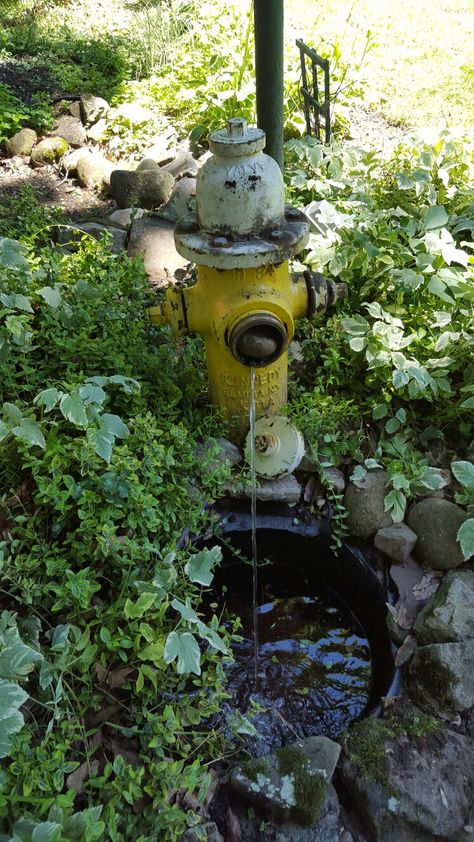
[218,564,372,748]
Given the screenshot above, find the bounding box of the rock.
[53,115,86,147]
[195,437,242,471]
[60,148,94,174]
[274,785,340,841]
[135,157,160,172]
[114,102,156,125]
[374,523,417,563]
[80,94,110,125]
[86,118,108,143]
[162,148,199,178]
[342,719,474,842]
[256,474,301,504]
[30,136,69,166]
[57,223,126,254]
[409,640,474,712]
[5,127,37,157]
[386,555,429,644]
[344,470,392,538]
[158,177,196,223]
[108,207,145,228]
[142,130,177,165]
[324,466,346,494]
[127,217,188,283]
[407,498,468,569]
[76,151,110,190]
[110,169,174,210]
[230,736,341,825]
[413,570,474,643]
[68,100,82,120]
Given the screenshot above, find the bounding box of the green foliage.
[0,229,235,839]
[451,460,474,560]
[0,84,52,141]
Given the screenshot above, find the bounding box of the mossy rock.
[409,640,474,713]
[31,137,70,166]
[230,736,340,826]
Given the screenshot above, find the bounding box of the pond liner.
[207,509,400,715]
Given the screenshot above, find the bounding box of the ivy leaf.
[0,679,28,759]
[31,822,62,842]
[60,393,88,427]
[79,383,106,406]
[184,546,222,586]
[101,414,129,439]
[3,403,22,426]
[171,598,199,623]
[63,806,104,841]
[0,237,30,273]
[164,631,201,675]
[12,418,45,449]
[372,404,388,420]
[195,620,228,654]
[0,420,9,442]
[0,637,43,680]
[451,461,474,491]
[424,205,448,230]
[34,388,62,412]
[229,710,258,737]
[457,519,474,561]
[108,375,141,395]
[37,286,62,309]
[87,427,114,463]
[124,592,157,620]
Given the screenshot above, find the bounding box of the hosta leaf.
[60,393,88,427]
[451,461,474,490]
[12,418,45,449]
[184,546,222,586]
[457,519,474,561]
[164,631,201,675]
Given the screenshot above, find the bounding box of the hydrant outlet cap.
[209,118,266,157]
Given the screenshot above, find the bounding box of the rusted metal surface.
[175,208,309,270]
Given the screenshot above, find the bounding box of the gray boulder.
[374,523,417,562]
[53,115,86,147]
[135,157,160,172]
[76,151,111,190]
[195,437,242,471]
[274,786,340,841]
[413,570,474,643]
[68,100,82,120]
[230,736,341,825]
[5,128,37,157]
[80,94,110,125]
[127,217,187,283]
[86,118,108,143]
[110,168,174,210]
[158,177,196,223]
[30,137,69,166]
[409,640,474,712]
[344,469,392,538]
[108,207,145,229]
[162,148,199,178]
[407,498,467,569]
[342,719,474,842]
[57,223,126,254]
[386,555,427,643]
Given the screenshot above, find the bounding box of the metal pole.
[254,0,284,172]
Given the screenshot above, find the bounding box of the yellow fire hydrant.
[150,118,345,438]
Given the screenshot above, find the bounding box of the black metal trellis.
[296,38,331,143]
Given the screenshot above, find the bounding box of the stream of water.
[249,366,259,690]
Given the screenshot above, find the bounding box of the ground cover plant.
[0,0,473,838]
